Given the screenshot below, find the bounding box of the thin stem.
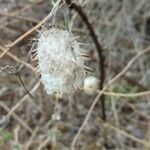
[66,0,106,121]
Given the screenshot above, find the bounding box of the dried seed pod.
[34,28,87,96]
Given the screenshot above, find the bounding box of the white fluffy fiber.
[35,28,86,96]
[83,76,99,95]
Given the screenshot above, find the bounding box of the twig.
[97,118,150,148]
[0,12,85,34]
[65,0,106,121]
[6,81,40,118]
[99,90,150,97]
[0,45,36,72]
[112,66,147,91]
[0,12,39,24]
[15,71,34,99]
[6,0,62,49]
[0,0,45,25]
[0,0,62,62]
[125,103,150,120]
[25,127,39,149]
[71,47,150,149]
[0,101,33,134]
[38,137,51,150]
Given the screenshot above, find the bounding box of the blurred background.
[0,0,150,149]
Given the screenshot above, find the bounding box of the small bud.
[52,114,61,121]
[83,76,99,95]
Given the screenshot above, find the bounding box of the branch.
[66,0,106,120]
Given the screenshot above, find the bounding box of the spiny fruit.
[32,27,89,97]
